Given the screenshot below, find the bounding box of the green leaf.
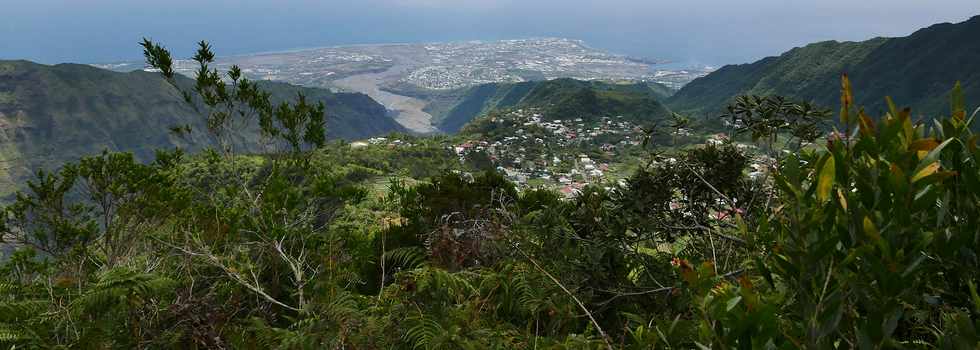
[726,295,742,311]
[775,174,802,200]
[818,297,845,338]
[882,309,903,339]
[754,257,775,288]
[901,253,927,278]
[968,281,980,314]
[782,153,801,188]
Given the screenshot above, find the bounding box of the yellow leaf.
[954,110,967,121]
[917,151,928,160]
[840,74,853,125]
[863,216,881,241]
[902,109,913,142]
[817,156,836,203]
[886,96,899,120]
[836,189,848,211]
[909,138,939,152]
[858,111,876,136]
[912,162,940,183]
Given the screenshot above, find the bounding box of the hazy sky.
[2,0,978,66]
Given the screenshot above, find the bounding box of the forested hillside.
[393,79,675,133]
[669,15,980,117]
[0,60,404,196]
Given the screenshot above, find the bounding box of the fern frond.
[0,282,16,295]
[75,267,176,315]
[320,290,360,324]
[0,299,47,323]
[249,314,333,350]
[0,322,40,346]
[288,315,321,331]
[405,316,445,350]
[408,267,477,302]
[383,246,427,269]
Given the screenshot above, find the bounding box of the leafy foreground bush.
[680,79,980,349]
[1,57,979,350]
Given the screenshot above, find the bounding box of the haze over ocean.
[3,0,979,66]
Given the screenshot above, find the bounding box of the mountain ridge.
[426,79,675,133]
[0,59,406,195]
[668,15,980,117]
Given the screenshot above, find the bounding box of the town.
[398,38,688,90]
[94,38,712,93]
[449,108,648,197]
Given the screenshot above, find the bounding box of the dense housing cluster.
[451,108,646,195]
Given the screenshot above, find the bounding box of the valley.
[332,62,438,133]
[95,38,711,132]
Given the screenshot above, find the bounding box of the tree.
[0,166,97,261]
[721,95,831,154]
[141,39,328,157]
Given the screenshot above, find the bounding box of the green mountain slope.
[437,82,537,132]
[669,15,980,116]
[436,79,674,133]
[257,80,406,139]
[0,60,405,195]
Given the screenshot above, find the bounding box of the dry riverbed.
[333,64,438,134]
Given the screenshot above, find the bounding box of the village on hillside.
[448,108,647,196]
[352,107,774,199]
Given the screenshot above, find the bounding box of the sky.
[2,0,979,66]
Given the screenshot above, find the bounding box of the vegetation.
[669,15,980,117]
[2,39,980,350]
[387,78,675,133]
[0,58,405,198]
